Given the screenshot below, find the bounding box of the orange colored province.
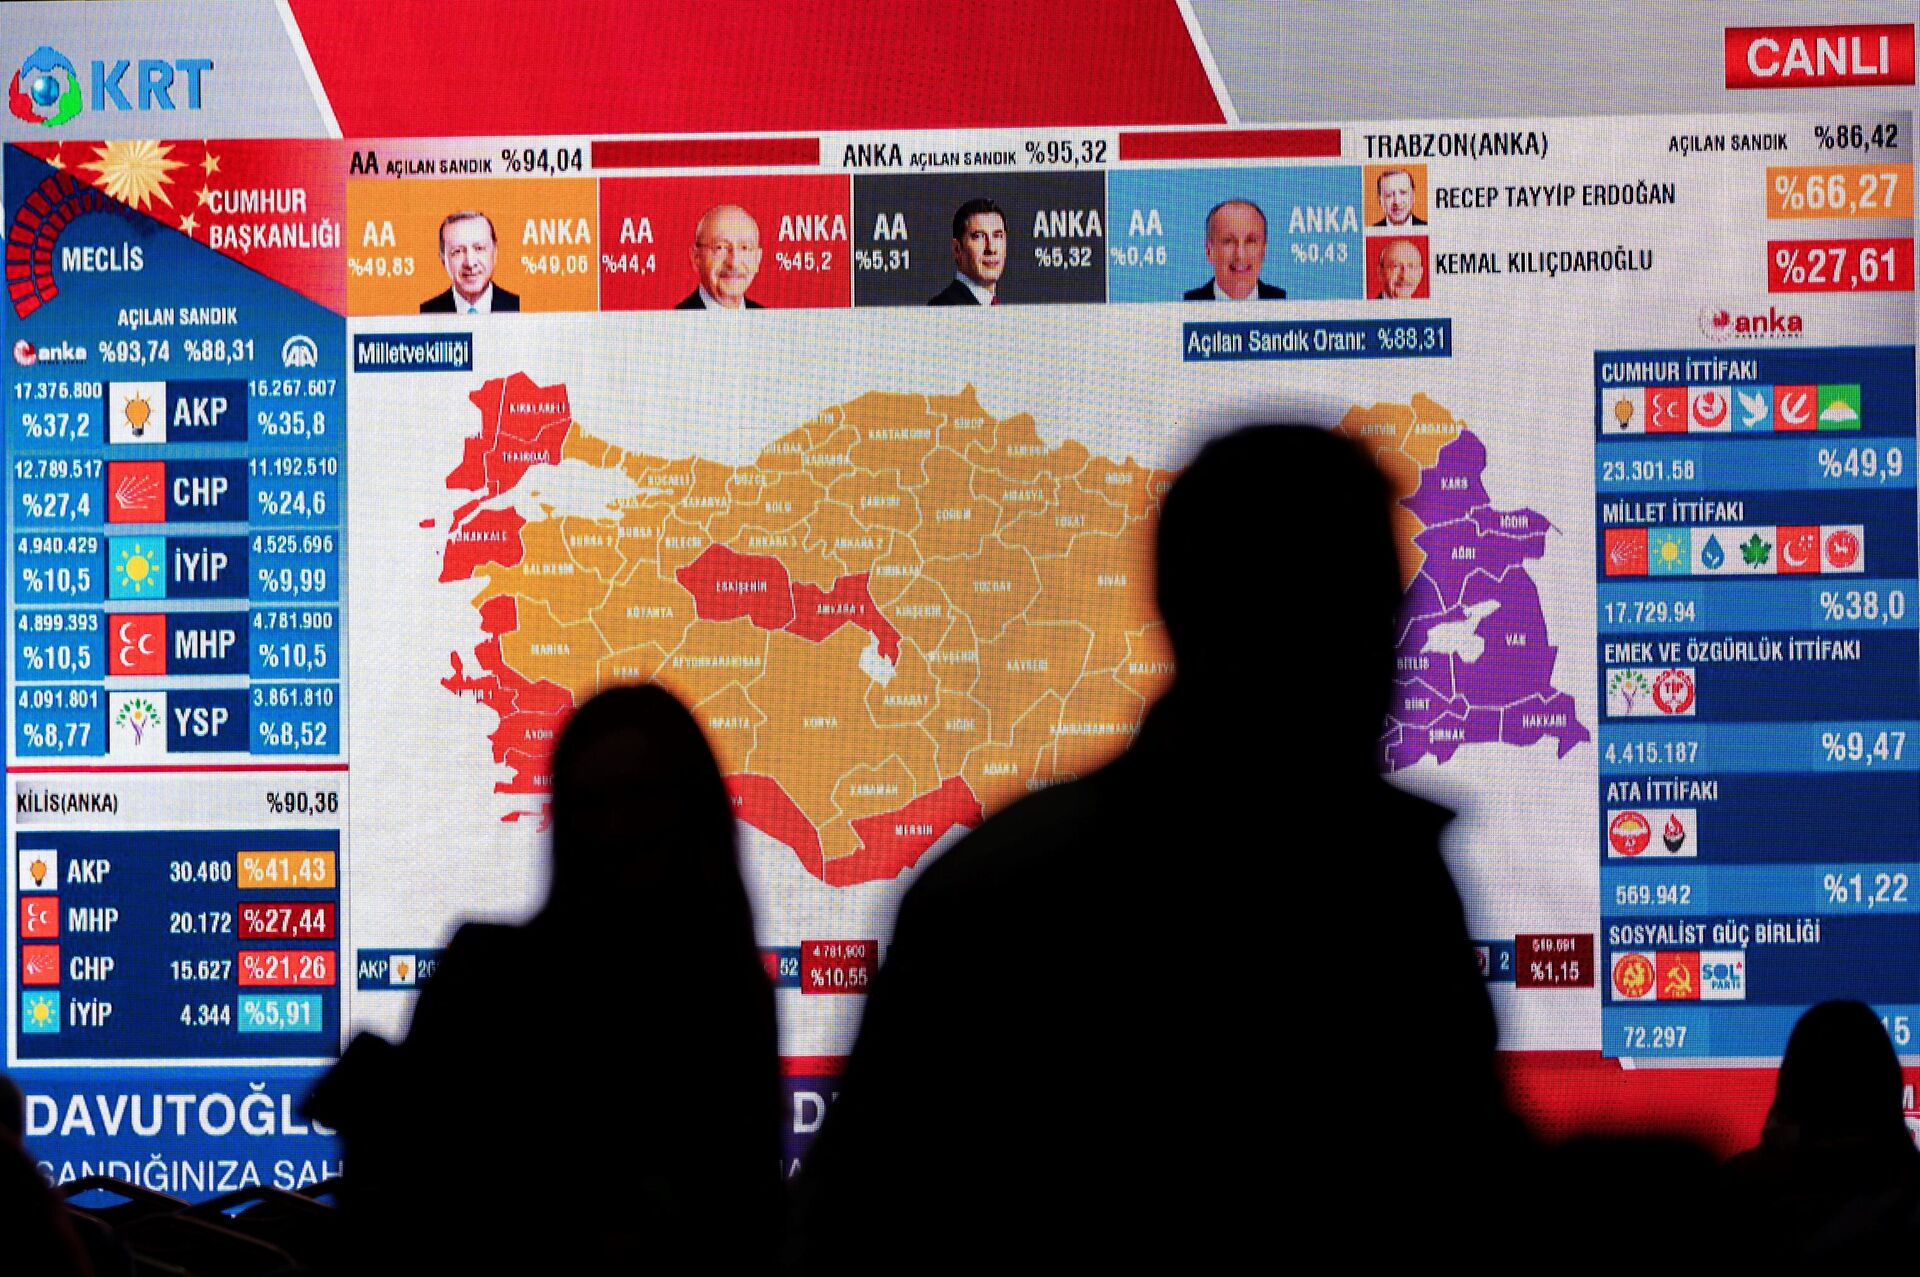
[974,618,1094,737]
[827,469,921,536]
[867,641,939,727]
[694,684,763,774]
[918,539,1040,645]
[611,501,670,572]
[1116,624,1176,700]
[926,688,991,777]
[1081,455,1167,523]
[727,468,826,541]
[797,422,860,487]
[473,519,612,625]
[961,694,1066,813]
[746,627,940,864]
[1335,398,1463,587]
[656,514,716,579]
[924,613,982,696]
[878,573,952,655]
[562,425,616,469]
[909,448,1000,560]
[804,502,890,575]
[559,516,623,580]
[845,391,941,484]
[866,539,927,608]
[672,459,739,530]
[1028,527,1158,639]
[1054,672,1150,775]
[979,471,1059,539]
[587,558,695,654]
[998,471,1128,558]
[600,641,670,687]
[734,521,844,585]
[967,409,1091,485]
[930,385,994,453]
[654,617,771,708]
[750,420,818,475]
[495,597,610,691]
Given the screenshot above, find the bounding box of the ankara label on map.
[437,377,1586,886]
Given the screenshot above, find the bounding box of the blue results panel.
[5,146,345,767]
[1595,347,1920,1059]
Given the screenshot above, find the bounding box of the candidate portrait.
[1375,237,1427,300]
[679,204,765,310]
[421,211,520,314]
[929,198,1008,305]
[1371,168,1427,228]
[1183,199,1286,301]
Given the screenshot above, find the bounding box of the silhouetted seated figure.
[795,425,1521,1272]
[0,1072,92,1277]
[309,685,781,1274]
[1724,1000,1920,1264]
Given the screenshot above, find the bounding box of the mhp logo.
[9,45,212,128]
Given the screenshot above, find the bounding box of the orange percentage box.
[1768,237,1913,292]
[237,949,337,987]
[1767,164,1912,219]
[236,850,337,889]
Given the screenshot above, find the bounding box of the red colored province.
[441,595,576,801]
[675,544,797,628]
[729,774,825,876]
[836,777,984,887]
[440,507,526,582]
[446,375,572,498]
[788,573,902,663]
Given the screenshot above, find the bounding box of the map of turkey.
[437,376,1586,886]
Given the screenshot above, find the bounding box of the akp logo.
[8,45,212,128]
[9,47,82,127]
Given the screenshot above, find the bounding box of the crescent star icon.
[1783,535,1810,569]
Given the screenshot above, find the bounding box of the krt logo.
[9,45,212,128]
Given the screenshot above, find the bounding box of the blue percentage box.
[250,473,338,527]
[249,607,339,678]
[14,609,102,682]
[249,532,336,603]
[16,684,104,757]
[250,682,339,755]
[236,994,325,1034]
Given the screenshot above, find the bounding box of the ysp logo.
[9,44,213,127]
[1726,24,1914,89]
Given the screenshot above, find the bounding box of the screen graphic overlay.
[3,97,1917,1187]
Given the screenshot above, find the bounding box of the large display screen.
[2,1,1918,1194]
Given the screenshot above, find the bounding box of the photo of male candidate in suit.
[929,198,1007,305]
[1376,237,1427,299]
[678,204,765,310]
[421,211,520,313]
[1183,199,1286,301]
[1372,169,1427,228]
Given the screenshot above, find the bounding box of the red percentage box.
[1514,933,1596,988]
[237,949,337,987]
[800,940,877,996]
[1768,237,1913,293]
[238,902,336,940]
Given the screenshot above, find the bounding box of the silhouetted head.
[1768,1000,1908,1144]
[1156,424,1401,765]
[547,684,747,924]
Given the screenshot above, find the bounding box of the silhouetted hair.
[1157,424,1399,674]
[951,198,1005,241]
[547,685,752,940]
[1770,999,1908,1141]
[0,1072,21,1141]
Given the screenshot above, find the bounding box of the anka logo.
[9,44,213,128]
[1699,304,1804,341]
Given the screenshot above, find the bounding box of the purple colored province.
[1384,429,1588,771]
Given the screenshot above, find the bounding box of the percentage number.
[1817,445,1905,482]
[1821,728,1906,765]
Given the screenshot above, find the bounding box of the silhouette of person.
[1723,1000,1920,1263]
[0,1072,92,1277]
[308,685,780,1274]
[794,425,1518,1272]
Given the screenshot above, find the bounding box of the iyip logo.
[8,44,213,128]
[9,46,81,127]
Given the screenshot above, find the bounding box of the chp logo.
[8,46,81,127]
[1699,304,1805,342]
